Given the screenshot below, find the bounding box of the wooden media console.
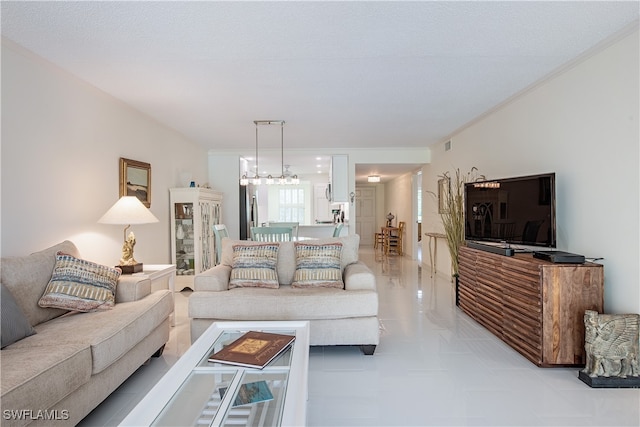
[458,246,604,367]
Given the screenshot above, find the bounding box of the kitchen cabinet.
[328,154,349,203]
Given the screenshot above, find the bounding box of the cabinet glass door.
[175,203,195,276]
[212,202,222,265]
[200,201,213,272]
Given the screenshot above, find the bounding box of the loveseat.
[189,235,379,354]
[0,241,173,427]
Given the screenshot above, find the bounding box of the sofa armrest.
[116,275,151,303]
[194,265,232,292]
[344,261,376,291]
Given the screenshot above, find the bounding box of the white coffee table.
[120,321,309,427]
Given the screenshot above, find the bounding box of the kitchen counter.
[299,224,348,238]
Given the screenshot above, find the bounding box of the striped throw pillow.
[38,252,121,312]
[229,244,280,289]
[292,242,344,288]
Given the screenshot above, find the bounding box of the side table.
[424,232,448,279]
[133,264,176,326]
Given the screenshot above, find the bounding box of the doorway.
[412,171,422,262]
[355,186,376,246]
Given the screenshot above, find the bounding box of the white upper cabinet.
[328,154,348,203]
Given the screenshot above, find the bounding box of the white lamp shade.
[98,196,159,225]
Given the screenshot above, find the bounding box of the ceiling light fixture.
[240,120,299,186]
[368,175,381,183]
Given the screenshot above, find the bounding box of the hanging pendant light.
[278,120,287,184]
[240,120,292,185]
[252,122,262,185]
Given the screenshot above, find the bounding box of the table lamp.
[386,212,395,227]
[98,196,159,274]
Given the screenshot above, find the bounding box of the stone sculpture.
[583,310,639,378]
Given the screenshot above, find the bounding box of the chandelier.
[282,165,300,185]
[240,120,299,186]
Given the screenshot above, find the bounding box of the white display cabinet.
[170,188,223,289]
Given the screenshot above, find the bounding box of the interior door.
[355,187,376,246]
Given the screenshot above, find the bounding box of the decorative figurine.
[120,232,138,266]
[582,310,639,381]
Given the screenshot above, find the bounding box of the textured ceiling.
[2,1,638,182]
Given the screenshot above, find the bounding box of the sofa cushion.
[1,241,79,327]
[10,289,173,375]
[229,243,279,289]
[189,285,378,321]
[221,234,360,285]
[343,261,377,291]
[0,343,92,417]
[292,242,344,288]
[1,284,36,349]
[194,265,232,292]
[38,252,121,312]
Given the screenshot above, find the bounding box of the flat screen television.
[464,173,556,248]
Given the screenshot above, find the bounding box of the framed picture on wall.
[438,177,449,214]
[119,158,151,207]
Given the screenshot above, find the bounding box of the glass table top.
[121,324,306,427]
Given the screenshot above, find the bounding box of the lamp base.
[117,263,143,274]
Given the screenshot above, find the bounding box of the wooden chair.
[251,226,293,242]
[267,221,299,240]
[374,230,385,250]
[333,223,344,237]
[385,221,405,255]
[212,224,228,265]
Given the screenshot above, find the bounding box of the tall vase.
[176,224,185,240]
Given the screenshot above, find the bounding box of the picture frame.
[119,158,151,207]
[438,177,449,214]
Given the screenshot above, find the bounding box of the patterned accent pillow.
[229,244,280,289]
[292,242,344,288]
[38,252,121,312]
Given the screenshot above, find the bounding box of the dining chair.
[386,221,405,255]
[251,226,293,242]
[332,223,344,237]
[374,230,385,250]
[267,222,299,240]
[212,224,229,264]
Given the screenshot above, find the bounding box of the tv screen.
[464,173,556,248]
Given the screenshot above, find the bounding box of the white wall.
[423,28,639,313]
[1,40,209,265]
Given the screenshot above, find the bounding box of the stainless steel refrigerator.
[239,184,258,240]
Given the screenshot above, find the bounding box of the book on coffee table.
[218,380,274,407]
[208,330,296,369]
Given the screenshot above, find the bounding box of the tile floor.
[79,247,640,426]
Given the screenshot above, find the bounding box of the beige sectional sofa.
[189,235,379,354]
[0,241,173,427]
